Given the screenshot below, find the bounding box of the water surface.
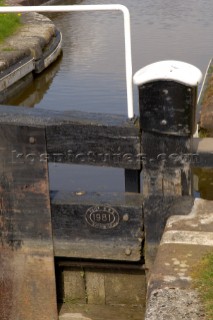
[8,0,213,193]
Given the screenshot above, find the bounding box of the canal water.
[7,0,213,195]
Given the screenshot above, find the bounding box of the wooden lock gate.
[0,107,144,320]
[1,60,213,319]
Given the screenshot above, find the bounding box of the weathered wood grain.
[56,263,146,308]
[137,80,197,272]
[51,191,143,261]
[63,268,87,304]
[86,271,105,304]
[0,124,57,320]
[0,105,141,169]
[141,133,193,270]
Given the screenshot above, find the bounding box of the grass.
[198,127,210,138]
[2,47,14,51]
[192,252,213,320]
[0,0,21,42]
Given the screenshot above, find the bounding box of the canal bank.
[0,2,62,102]
[0,3,213,320]
[145,198,213,320]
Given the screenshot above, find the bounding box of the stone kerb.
[145,198,213,320]
[0,3,62,102]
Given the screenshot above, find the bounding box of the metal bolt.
[123,213,129,221]
[75,191,86,196]
[161,119,167,126]
[29,137,36,144]
[125,247,132,256]
[163,89,168,95]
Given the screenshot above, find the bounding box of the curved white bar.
[133,60,202,87]
[0,5,134,118]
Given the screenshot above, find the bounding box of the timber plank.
[46,122,140,169]
[51,191,143,261]
[135,76,198,272]
[141,132,193,271]
[56,263,146,308]
[59,304,145,320]
[0,124,57,320]
[63,268,87,304]
[0,105,141,169]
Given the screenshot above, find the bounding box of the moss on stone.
[198,127,210,138]
[0,0,21,42]
[192,252,213,320]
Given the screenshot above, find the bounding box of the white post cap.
[133,60,202,87]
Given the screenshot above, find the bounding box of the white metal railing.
[0,5,134,118]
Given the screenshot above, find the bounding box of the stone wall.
[145,198,213,320]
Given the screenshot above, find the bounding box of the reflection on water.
[49,163,125,192]
[8,54,63,107]
[193,168,213,200]
[6,0,213,194]
[10,0,213,113]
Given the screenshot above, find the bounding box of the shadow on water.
[7,53,63,107]
[193,168,213,200]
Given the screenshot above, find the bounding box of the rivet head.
[125,247,132,256]
[75,191,86,196]
[163,89,169,95]
[161,119,167,126]
[29,137,36,144]
[123,214,129,222]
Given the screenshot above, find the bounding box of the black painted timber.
[1,105,213,169]
[141,132,192,248]
[51,191,144,261]
[0,105,141,169]
[138,81,197,136]
[136,78,197,271]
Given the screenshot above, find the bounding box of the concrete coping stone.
[145,288,206,320]
[166,198,213,232]
[145,198,213,320]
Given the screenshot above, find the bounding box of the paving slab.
[145,198,213,320]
